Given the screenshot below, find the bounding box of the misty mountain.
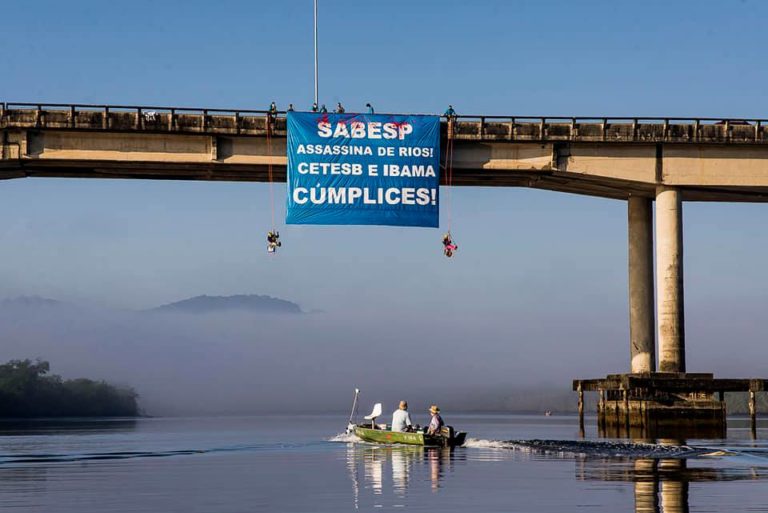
[149,294,302,315]
[1,296,66,309]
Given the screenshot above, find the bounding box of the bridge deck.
[4,103,768,202]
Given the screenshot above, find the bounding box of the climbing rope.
[442,117,458,257]
[267,112,276,231]
[265,111,281,254]
[446,119,454,231]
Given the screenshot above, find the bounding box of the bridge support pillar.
[628,196,656,373]
[655,187,685,373]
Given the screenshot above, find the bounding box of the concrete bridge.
[3,103,768,433]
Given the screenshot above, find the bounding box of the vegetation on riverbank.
[0,359,138,417]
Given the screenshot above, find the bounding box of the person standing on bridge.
[335,102,345,114]
[444,105,457,140]
[267,101,278,130]
[366,103,374,115]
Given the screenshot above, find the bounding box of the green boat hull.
[353,425,466,447]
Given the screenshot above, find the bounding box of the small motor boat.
[344,393,467,447]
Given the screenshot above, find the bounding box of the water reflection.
[577,438,768,513]
[598,422,727,441]
[0,418,138,436]
[346,443,458,508]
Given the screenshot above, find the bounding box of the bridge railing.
[0,102,287,135]
[2,102,767,144]
[448,115,767,143]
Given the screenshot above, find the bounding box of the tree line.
[0,359,138,417]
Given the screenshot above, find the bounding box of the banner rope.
[446,120,455,232]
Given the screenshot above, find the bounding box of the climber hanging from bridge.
[442,232,458,257]
[267,230,282,253]
[442,105,458,258]
[265,102,280,254]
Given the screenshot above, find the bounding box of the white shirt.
[391,409,412,432]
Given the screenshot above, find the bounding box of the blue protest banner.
[286,112,440,227]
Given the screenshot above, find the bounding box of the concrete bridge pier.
[578,189,737,438]
[655,187,685,373]
[628,196,656,374]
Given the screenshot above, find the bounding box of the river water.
[0,414,766,512]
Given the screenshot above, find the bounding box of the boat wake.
[328,432,361,443]
[463,438,707,458]
[0,442,313,465]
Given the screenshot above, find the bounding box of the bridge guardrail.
[1,102,766,144]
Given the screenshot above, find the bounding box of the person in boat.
[366,103,374,115]
[427,405,444,435]
[442,233,458,257]
[443,105,456,119]
[335,102,345,114]
[311,102,318,112]
[391,400,413,432]
[267,230,281,253]
[320,104,328,113]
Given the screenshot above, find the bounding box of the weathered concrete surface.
[664,145,768,186]
[556,143,658,184]
[574,374,766,437]
[655,187,685,373]
[27,131,217,162]
[628,196,655,373]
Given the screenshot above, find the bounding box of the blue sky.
[2,0,768,379]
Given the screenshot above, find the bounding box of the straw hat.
[429,405,440,414]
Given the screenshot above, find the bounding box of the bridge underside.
[5,159,768,203]
[4,129,768,202]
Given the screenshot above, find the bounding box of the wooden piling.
[577,383,585,438]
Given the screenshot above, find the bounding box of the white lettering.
[317,122,332,137]
[293,187,309,204]
[348,188,363,203]
[333,122,350,138]
[401,188,416,205]
[383,123,398,139]
[385,188,400,204]
[416,188,431,205]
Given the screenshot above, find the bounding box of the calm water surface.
[0,414,766,512]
